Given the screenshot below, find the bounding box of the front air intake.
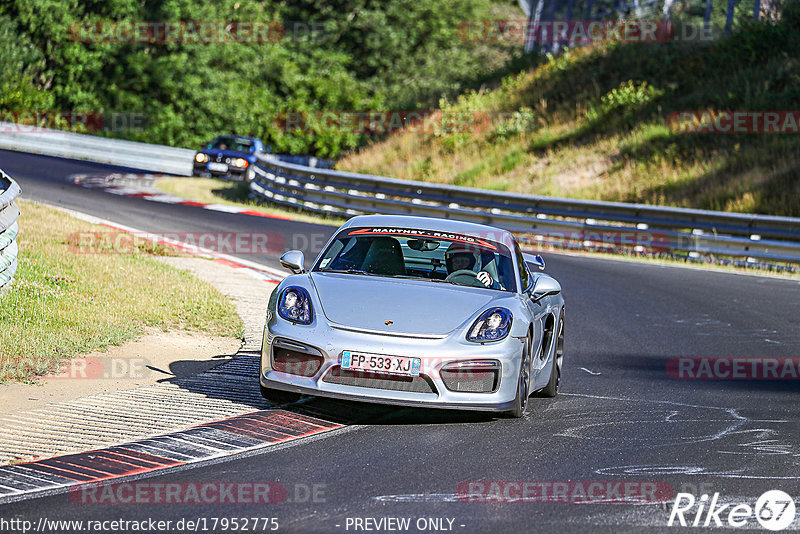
[323,367,437,394]
[271,338,324,377]
[440,361,500,393]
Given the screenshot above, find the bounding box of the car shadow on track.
[165,352,533,426]
[292,396,502,426]
[277,394,560,426]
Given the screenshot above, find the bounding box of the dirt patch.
[548,151,612,193]
[0,328,240,416]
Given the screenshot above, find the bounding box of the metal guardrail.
[273,155,335,169]
[0,121,796,263]
[0,122,195,176]
[0,122,329,176]
[250,156,800,264]
[0,169,21,292]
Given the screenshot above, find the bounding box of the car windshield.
[314,227,516,292]
[207,136,254,153]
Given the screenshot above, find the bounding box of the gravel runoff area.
[0,256,279,464]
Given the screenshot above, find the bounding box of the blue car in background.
[193,135,267,181]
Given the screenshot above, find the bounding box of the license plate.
[341,351,420,377]
[207,162,228,172]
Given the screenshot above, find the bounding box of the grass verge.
[337,8,800,217]
[155,177,342,227]
[0,200,244,382]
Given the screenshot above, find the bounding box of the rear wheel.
[507,335,532,418]
[537,310,564,398]
[260,384,302,405]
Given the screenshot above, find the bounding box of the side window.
[514,243,529,291]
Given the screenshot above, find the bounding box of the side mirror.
[280,250,305,274]
[531,275,561,303]
[524,267,535,293]
[529,254,545,270]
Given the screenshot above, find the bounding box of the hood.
[310,273,499,336]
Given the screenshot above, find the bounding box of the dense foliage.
[339,1,800,216]
[0,0,519,156]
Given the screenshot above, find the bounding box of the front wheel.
[507,335,532,418]
[537,310,564,398]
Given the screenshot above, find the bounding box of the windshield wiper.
[321,268,378,276]
[427,278,459,285]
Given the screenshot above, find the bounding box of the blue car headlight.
[467,308,512,342]
[277,286,313,325]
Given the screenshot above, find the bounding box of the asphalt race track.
[2,149,799,533]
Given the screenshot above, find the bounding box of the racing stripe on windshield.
[347,228,498,250]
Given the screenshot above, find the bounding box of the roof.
[212,134,261,142]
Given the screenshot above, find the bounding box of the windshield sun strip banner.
[346,228,500,251]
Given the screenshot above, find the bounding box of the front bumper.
[259,315,525,412]
[192,162,249,179]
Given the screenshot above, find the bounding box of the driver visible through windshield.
[314,227,516,292]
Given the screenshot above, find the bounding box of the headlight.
[467,307,512,342]
[232,158,249,168]
[278,286,313,325]
[194,153,209,163]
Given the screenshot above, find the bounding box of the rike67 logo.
[669,490,796,531]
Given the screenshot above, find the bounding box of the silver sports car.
[259,215,564,417]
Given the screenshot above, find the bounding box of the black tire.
[260,384,302,405]
[537,310,564,398]
[507,335,532,418]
